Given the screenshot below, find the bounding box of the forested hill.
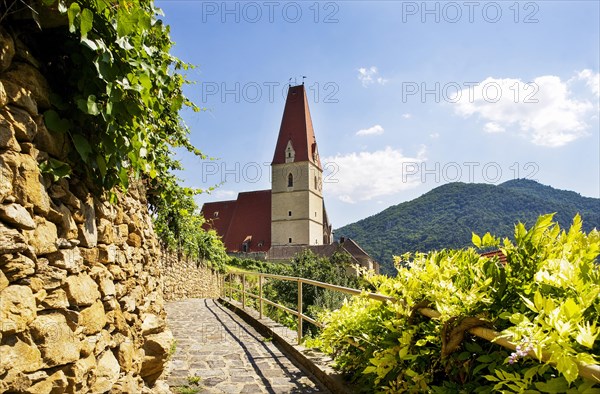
[335,179,600,275]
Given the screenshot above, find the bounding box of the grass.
[168,339,177,359]
[225,264,257,274]
[172,375,202,394]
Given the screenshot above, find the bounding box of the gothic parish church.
[201,84,378,272]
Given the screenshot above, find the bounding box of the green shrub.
[316,214,599,392]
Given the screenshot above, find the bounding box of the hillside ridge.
[335,179,599,274]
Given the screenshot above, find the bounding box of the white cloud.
[357,66,388,87]
[356,124,384,136]
[402,113,412,119]
[323,146,426,203]
[429,132,440,139]
[213,190,237,199]
[483,122,505,133]
[576,69,600,96]
[452,73,596,147]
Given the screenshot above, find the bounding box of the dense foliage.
[315,214,599,392]
[153,188,228,270]
[6,0,225,261]
[336,180,600,274]
[38,0,201,192]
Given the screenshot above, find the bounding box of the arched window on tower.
[288,173,293,187]
[314,175,317,189]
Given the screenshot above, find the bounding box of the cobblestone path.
[164,298,330,394]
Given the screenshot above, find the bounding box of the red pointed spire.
[272,85,322,169]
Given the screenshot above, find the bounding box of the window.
[314,212,317,217]
[288,211,292,216]
[288,238,292,243]
[213,212,219,218]
[242,243,248,253]
[314,176,317,189]
[288,173,293,187]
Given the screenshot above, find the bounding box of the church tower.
[271,85,328,246]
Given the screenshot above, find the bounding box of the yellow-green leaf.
[80,8,93,38]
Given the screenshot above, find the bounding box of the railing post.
[242,273,246,309]
[297,280,303,345]
[259,275,263,319]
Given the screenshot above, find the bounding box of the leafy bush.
[316,214,599,392]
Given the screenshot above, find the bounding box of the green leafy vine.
[9,0,226,262]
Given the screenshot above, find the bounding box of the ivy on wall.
[4,0,225,265]
[39,0,201,195]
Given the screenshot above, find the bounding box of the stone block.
[64,274,100,306]
[127,232,142,247]
[90,265,116,299]
[23,216,57,255]
[0,202,35,229]
[141,313,165,336]
[0,153,15,203]
[35,258,67,290]
[0,106,37,142]
[0,332,43,375]
[97,218,116,244]
[0,222,29,255]
[0,79,37,115]
[40,288,69,310]
[0,108,20,151]
[79,300,107,335]
[46,247,83,274]
[0,285,36,334]
[117,341,135,373]
[64,354,95,392]
[98,244,116,263]
[77,194,97,247]
[90,350,120,393]
[140,329,173,386]
[0,269,8,291]
[25,370,67,394]
[2,151,50,214]
[30,313,80,368]
[4,62,50,108]
[56,203,78,240]
[0,253,35,282]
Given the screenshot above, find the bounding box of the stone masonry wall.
[0,27,174,393]
[160,249,222,301]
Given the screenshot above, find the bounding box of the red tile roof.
[480,249,508,265]
[272,85,322,169]
[201,199,237,240]
[201,190,271,252]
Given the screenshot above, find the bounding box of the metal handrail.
[222,271,600,383]
[223,272,381,343]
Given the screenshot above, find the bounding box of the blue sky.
[156,0,600,227]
